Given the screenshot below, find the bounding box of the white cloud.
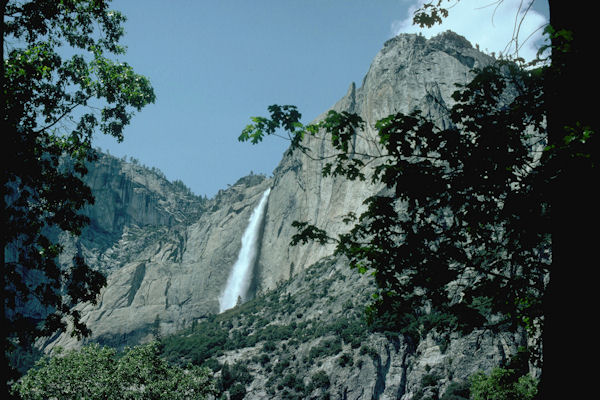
[392,0,548,61]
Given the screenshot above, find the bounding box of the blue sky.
[96,0,548,198]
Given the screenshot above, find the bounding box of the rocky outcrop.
[256,31,493,288]
[56,153,206,275]
[161,256,527,400]
[47,157,273,349]
[37,30,535,399]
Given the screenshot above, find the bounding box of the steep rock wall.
[257,31,493,288]
[47,31,497,352]
[47,159,273,349]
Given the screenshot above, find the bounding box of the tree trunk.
[1,1,10,396]
[542,1,599,398]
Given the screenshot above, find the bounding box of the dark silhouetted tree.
[1,0,155,394]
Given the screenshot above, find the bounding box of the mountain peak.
[383,30,473,51]
[429,30,474,49]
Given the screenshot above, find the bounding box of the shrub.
[262,341,277,352]
[337,352,353,367]
[218,362,251,393]
[273,358,291,375]
[422,373,441,388]
[281,373,304,392]
[203,358,221,372]
[307,338,342,362]
[259,353,270,366]
[359,345,379,359]
[232,362,252,385]
[309,370,330,390]
[470,368,538,400]
[229,383,246,400]
[441,381,470,400]
[12,342,216,400]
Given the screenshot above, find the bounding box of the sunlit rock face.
[47,161,272,350]
[40,31,535,399]
[46,31,495,351]
[256,31,493,289]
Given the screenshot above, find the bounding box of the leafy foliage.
[243,0,600,395]
[251,3,598,398]
[440,381,470,400]
[470,367,538,400]
[1,0,155,386]
[11,342,216,400]
[412,1,451,28]
[217,362,252,396]
[309,370,330,391]
[161,291,369,369]
[240,60,550,353]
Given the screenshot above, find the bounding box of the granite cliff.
[257,31,493,288]
[46,157,272,349]
[42,31,530,399]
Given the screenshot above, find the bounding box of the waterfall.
[219,188,271,313]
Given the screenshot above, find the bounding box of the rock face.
[48,157,273,349]
[45,31,527,399]
[160,256,528,400]
[50,31,492,346]
[256,31,492,288]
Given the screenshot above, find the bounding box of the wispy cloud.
[392,0,548,61]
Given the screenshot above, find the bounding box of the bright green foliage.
[470,368,538,400]
[2,0,155,385]
[11,342,216,400]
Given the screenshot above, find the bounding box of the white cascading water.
[219,188,271,313]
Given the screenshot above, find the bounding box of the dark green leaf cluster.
[290,221,332,245]
[340,62,550,338]
[161,321,228,366]
[217,362,252,397]
[440,381,470,400]
[239,104,303,147]
[412,1,450,28]
[308,370,330,391]
[243,60,551,355]
[240,105,369,180]
[306,337,342,363]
